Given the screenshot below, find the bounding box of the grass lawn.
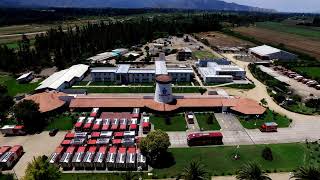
[152,143,308,178]
[292,66,320,80]
[285,102,319,115]
[45,115,74,131]
[193,50,217,59]
[195,113,221,131]
[256,21,320,39]
[239,109,291,129]
[150,114,187,131]
[0,75,40,96]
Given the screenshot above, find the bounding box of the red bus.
[187,132,223,146]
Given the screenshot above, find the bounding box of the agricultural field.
[234,25,320,60]
[0,75,40,96]
[196,31,254,48]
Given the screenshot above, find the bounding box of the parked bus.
[74,117,86,131]
[119,118,128,131]
[94,146,107,170]
[106,147,117,170]
[60,146,77,169]
[83,146,97,169]
[92,118,103,131]
[187,132,223,146]
[115,147,126,169]
[71,146,87,169]
[126,147,136,170]
[102,118,111,131]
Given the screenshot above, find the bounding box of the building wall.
[204,76,233,83]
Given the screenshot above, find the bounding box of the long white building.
[36,64,89,91]
[198,62,245,83]
[91,54,193,84]
[249,45,297,61]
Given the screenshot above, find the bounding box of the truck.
[91,132,101,139]
[100,131,113,138]
[94,146,107,170]
[97,138,110,146]
[111,118,119,131]
[92,118,103,131]
[83,146,97,169]
[61,139,72,146]
[70,138,87,146]
[187,132,223,146]
[119,118,128,131]
[0,146,11,159]
[71,146,87,169]
[106,147,117,170]
[64,132,75,140]
[0,125,26,136]
[132,108,140,119]
[186,112,194,124]
[102,118,111,131]
[142,122,151,134]
[60,146,77,169]
[0,145,24,169]
[115,147,126,169]
[260,122,278,132]
[49,146,65,164]
[74,117,86,131]
[90,108,100,118]
[126,147,136,170]
[122,138,135,147]
[136,149,147,170]
[114,131,124,139]
[83,117,95,132]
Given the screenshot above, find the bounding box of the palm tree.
[178,160,208,180]
[236,162,271,180]
[121,171,139,180]
[293,166,320,180]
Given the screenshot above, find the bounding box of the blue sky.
[224,0,320,12]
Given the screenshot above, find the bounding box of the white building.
[36,64,89,91]
[91,53,193,84]
[16,72,33,83]
[249,45,297,61]
[87,52,118,64]
[198,62,245,83]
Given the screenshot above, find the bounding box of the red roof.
[130,124,138,130]
[14,125,24,130]
[65,133,74,139]
[112,139,122,144]
[77,146,86,152]
[127,147,136,153]
[91,132,101,138]
[99,146,108,153]
[89,146,97,153]
[92,124,101,130]
[187,132,223,140]
[24,92,67,113]
[118,147,126,153]
[55,146,65,154]
[102,125,110,130]
[114,132,124,137]
[66,146,76,153]
[88,139,97,145]
[0,146,11,154]
[61,140,71,145]
[132,114,140,118]
[143,122,150,128]
[109,147,117,153]
[75,122,83,128]
[84,123,92,129]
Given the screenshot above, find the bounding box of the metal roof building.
[249,45,297,61]
[36,64,89,91]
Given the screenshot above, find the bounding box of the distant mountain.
[0,0,275,12]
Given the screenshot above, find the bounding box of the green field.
[193,50,217,59]
[0,75,40,96]
[72,86,204,94]
[225,83,256,89]
[256,21,320,39]
[285,102,318,115]
[45,115,74,131]
[195,113,221,131]
[152,143,308,177]
[292,66,320,79]
[239,109,291,129]
[150,114,187,131]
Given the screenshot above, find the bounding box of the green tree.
[140,130,171,163]
[24,155,61,180]
[179,160,208,180]
[0,85,14,120]
[261,147,273,161]
[121,171,138,180]
[198,88,207,95]
[206,114,214,124]
[13,100,42,133]
[0,172,15,180]
[293,166,320,180]
[236,162,271,180]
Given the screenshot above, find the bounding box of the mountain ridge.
[0,0,275,12]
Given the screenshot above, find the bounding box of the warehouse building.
[36,64,89,91]
[249,45,297,61]
[198,62,245,83]
[91,54,193,84]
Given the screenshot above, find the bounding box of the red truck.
[49,146,65,164]
[0,145,24,169]
[187,132,223,146]
[260,122,278,132]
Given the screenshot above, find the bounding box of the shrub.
[262,147,273,161]
[207,114,214,124]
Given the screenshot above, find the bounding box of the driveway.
[0,131,65,179]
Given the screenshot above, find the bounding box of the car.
[49,129,59,136]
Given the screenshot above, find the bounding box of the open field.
[152,143,308,177]
[234,26,320,60]
[196,31,254,47]
[193,50,218,59]
[150,114,187,131]
[256,21,320,40]
[238,109,291,129]
[291,66,320,79]
[195,113,221,131]
[0,75,40,96]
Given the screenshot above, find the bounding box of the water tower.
[154,74,173,103]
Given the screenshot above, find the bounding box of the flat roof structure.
[36,64,89,91]
[155,60,167,75]
[16,72,32,81]
[116,64,130,74]
[70,95,266,115]
[249,45,281,56]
